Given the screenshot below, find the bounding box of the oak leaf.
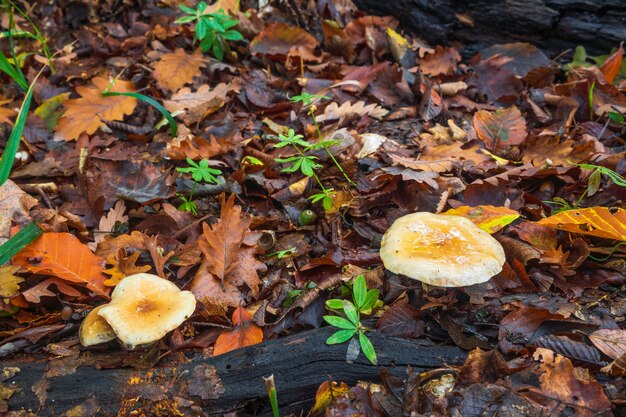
[213,306,263,356]
[103,249,151,286]
[473,105,527,153]
[153,48,207,91]
[12,232,109,296]
[21,277,82,303]
[316,101,388,123]
[55,76,137,141]
[164,81,240,124]
[0,265,23,297]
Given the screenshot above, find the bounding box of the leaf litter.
[0,0,625,416]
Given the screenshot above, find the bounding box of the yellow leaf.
[153,48,207,91]
[309,380,351,415]
[537,207,626,241]
[443,205,520,234]
[55,76,137,141]
[104,249,151,286]
[0,265,23,298]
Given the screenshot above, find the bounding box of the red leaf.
[213,306,263,356]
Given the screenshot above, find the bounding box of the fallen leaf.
[601,45,624,84]
[164,81,240,124]
[419,45,461,76]
[538,207,626,242]
[316,101,388,123]
[93,200,128,248]
[250,22,319,62]
[480,43,549,78]
[375,297,424,338]
[12,232,109,297]
[0,265,23,298]
[309,381,352,416]
[443,205,520,234]
[590,329,626,360]
[213,306,263,356]
[473,105,527,153]
[21,277,83,303]
[0,180,38,245]
[153,48,207,91]
[103,249,152,286]
[55,76,137,141]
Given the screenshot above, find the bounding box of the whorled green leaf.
[323,315,356,330]
[326,329,356,345]
[359,332,377,365]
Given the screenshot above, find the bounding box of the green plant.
[324,274,379,365]
[0,0,54,90]
[545,161,626,214]
[0,221,42,265]
[262,374,280,417]
[266,247,296,260]
[274,128,336,210]
[175,3,243,61]
[176,158,223,215]
[290,92,355,187]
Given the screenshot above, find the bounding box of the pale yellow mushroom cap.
[79,305,117,347]
[380,212,506,287]
[97,273,196,349]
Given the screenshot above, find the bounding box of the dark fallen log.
[353,0,626,57]
[5,326,465,416]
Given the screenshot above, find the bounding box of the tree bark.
[353,0,626,57]
[4,327,465,416]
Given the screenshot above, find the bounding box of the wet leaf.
[443,205,520,234]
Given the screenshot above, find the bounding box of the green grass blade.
[0,222,42,265]
[0,50,28,90]
[102,91,177,136]
[0,76,36,185]
[262,375,280,417]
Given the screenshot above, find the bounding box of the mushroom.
[79,305,117,347]
[97,273,196,349]
[379,212,506,287]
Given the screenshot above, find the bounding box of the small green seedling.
[274,129,336,210]
[266,247,297,259]
[290,92,355,187]
[175,3,243,61]
[570,160,626,197]
[262,374,280,417]
[324,274,379,365]
[176,158,222,215]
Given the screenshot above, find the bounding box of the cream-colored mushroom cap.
[380,212,506,287]
[97,273,196,349]
[79,305,117,347]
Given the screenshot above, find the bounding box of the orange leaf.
[213,306,263,356]
[420,45,461,76]
[443,205,520,234]
[601,45,624,84]
[537,207,626,242]
[103,249,151,286]
[309,381,351,415]
[473,105,527,153]
[12,232,109,296]
[55,76,137,141]
[153,48,207,91]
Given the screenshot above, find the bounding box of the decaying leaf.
[55,76,137,141]
[153,48,207,91]
[213,306,263,356]
[250,22,320,62]
[473,105,527,153]
[103,249,152,286]
[0,265,24,298]
[316,101,388,122]
[590,329,626,360]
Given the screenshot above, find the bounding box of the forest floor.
[1,0,626,416]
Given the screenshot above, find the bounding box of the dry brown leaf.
[473,105,527,153]
[0,180,38,245]
[250,22,320,62]
[419,45,461,76]
[590,329,626,360]
[21,277,83,303]
[55,76,137,141]
[0,265,24,298]
[316,101,388,122]
[164,81,240,124]
[153,48,207,91]
[12,232,109,297]
[164,132,229,160]
[521,135,599,166]
[92,200,128,249]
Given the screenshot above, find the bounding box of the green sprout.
[175,3,243,61]
[290,92,355,187]
[324,274,379,365]
[176,158,223,215]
